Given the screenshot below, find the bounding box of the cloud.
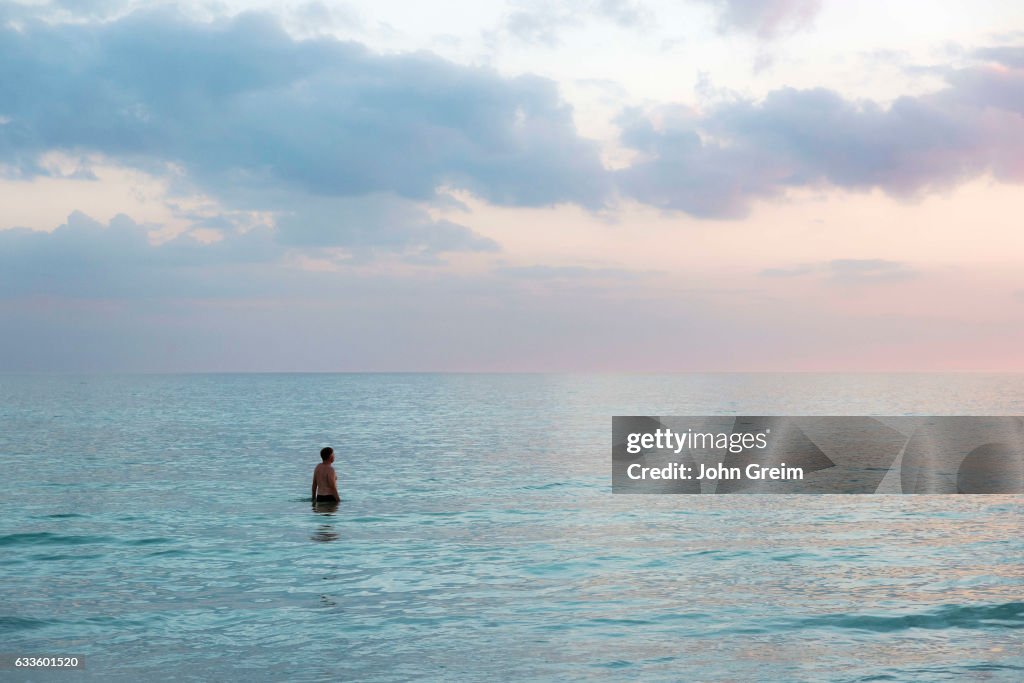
[1,0,132,24]
[827,259,916,284]
[497,0,650,47]
[0,211,282,300]
[0,209,690,373]
[494,264,645,280]
[4,9,1024,232]
[501,7,572,46]
[759,264,816,278]
[0,206,498,303]
[0,9,609,251]
[701,0,822,39]
[240,192,499,257]
[289,1,362,33]
[0,218,1014,373]
[760,259,916,285]
[617,47,1024,217]
[973,46,1024,68]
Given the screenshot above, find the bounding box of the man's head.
[320,446,334,463]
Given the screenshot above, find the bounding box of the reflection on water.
[312,501,340,542]
[1,373,1022,681]
[312,500,339,515]
[311,524,340,543]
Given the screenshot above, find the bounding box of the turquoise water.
[1,374,1022,681]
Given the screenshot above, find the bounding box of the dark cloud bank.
[0,8,607,260]
[616,63,1024,217]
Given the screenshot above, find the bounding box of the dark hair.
[320,447,334,461]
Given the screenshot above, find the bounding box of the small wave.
[594,660,634,669]
[794,602,1024,633]
[0,615,55,633]
[855,663,1024,681]
[770,552,820,562]
[0,532,112,547]
[30,552,104,562]
[521,482,569,491]
[125,537,172,546]
[588,617,655,627]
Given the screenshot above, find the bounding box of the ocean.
[1,373,1022,681]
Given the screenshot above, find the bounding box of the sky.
[1,0,1023,371]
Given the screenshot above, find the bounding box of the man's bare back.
[312,447,340,502]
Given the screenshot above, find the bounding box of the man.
[312,446,340,503]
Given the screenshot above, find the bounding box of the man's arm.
[312,472,318,500]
